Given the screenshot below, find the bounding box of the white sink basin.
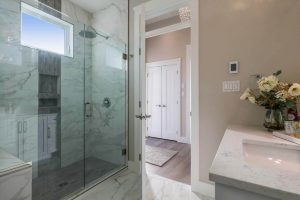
[243,139,300,172]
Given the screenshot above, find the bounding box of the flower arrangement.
[240,70,300,130]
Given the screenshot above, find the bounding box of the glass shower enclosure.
[0,0,128,199]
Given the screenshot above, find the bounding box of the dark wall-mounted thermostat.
[229,61,239,74]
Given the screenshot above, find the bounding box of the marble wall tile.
[0,0,39,176]
[85,39,127,165]
[82,0,128,167]
[0,0,20,45]
[92,0,128,44]
[60,17,86,167]
[62,0,92,25]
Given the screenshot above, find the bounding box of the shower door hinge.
[139,101,141,108]
[122,148,127,156]
[139,48,141,55]
[122,53,128,60]
[139,153,141,161]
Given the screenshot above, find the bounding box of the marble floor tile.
[73,170,214,200]
[74,170,142,200]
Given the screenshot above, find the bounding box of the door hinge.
[122,53,128,60]
[139,48,141,55]
[139,101,142,108]
[147,73,149,77]
[139,153,141,161]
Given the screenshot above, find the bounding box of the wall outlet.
[223,81,240,92]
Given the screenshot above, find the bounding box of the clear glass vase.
[264,109,284,131]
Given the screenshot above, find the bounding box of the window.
[21,2,73,57]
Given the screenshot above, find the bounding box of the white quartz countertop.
[209,125,300,200]
[0,149,31,176]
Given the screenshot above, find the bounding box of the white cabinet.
[17,115,38,178]
[0,115,38,178]
[0,116,18,157]
[216,183,279,200]
[146,59,180,141]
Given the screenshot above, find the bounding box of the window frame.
[21,2,74,57]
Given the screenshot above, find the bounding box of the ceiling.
[69,0,112,13]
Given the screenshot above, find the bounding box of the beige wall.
[146,28,191,137]
[129,0,300,184]
[198,0,300,183]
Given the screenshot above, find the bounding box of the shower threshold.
[64,165,128,200]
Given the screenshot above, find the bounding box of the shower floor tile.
[32,157,118,200]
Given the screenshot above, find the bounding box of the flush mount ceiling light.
[178,6,191,22]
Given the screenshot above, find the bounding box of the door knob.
[145,114,151,119]
[136,114,143,120]
[135,114,151,120]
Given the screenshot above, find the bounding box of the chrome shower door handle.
[17,121,23,134]
[23,120,27,133]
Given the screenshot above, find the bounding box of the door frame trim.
[133,0,215,198]
[146,58,181,141]
[145,21,191,39]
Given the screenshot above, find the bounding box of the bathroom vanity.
[209,125,300,200]
[0,149,32,200]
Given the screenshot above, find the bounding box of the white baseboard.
[192,180,215,198]
[177,136,190,144]
[128,161,140,173]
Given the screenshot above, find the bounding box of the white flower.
[276,90,288,102]
[257,75,279,92]
[248,96,256,104]
[240,88,251,100]
[288,83,300,97]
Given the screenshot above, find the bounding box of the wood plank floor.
[145,137,191,185]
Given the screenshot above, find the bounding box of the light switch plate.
[223,81,240,92]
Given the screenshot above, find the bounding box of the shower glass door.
[83,25,128,185]
[0,0,129,199]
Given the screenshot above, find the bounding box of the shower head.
[79,27,109,40]
[79,30,97,39]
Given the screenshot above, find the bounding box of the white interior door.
[147,66,162,138]
[146,59,180,141]
[161,63,180,141]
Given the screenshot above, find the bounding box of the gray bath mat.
[146,145,178,166]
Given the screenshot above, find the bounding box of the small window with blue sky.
[21,2,73,57]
